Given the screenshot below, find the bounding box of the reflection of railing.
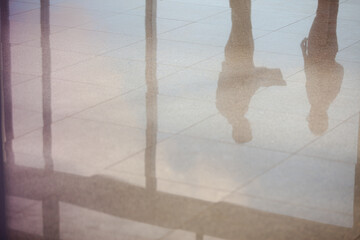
[356,113,360,235]
[1,0,10,238]
[145,0,158,192]
[6,163,360,239]
[40,0,60,239]
[1,0,14,168]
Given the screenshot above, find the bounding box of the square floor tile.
[111,135,289,191]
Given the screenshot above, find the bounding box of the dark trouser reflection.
[216,0,285,144]
[302,0,343,135]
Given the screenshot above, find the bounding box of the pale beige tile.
[6,196,38,216]
[126,1,228,22]
[9,21,67,44]
[9,1,39,15]
[254,31,306,56]
[12,77,123,117]
[10,6,112,27]
[338,41,360,62]
[338,1,360,21]
[163,0,229,8]
[22,28,142,54]
[182,110,341,153]
[251,9,310,31]
[7,201,43,236]
[159,22,231,47]
[12,118,171,175]
[299,116,359,163]
[52,0,145,13]
[252,0,317,15]
[111,135,289,191]
[250,81,360,122]
[158,68,220,102]
[79,14,190,37]
[224,193,353,227]
[105,39,223,67]
[75,88,218,133]
[53,56,183,89]
[10,72,38,85]
[237,155,355,226]
[10,45,92,75]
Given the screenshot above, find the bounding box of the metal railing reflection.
[356,113,360,234]
[2,0,14,167]
[145,0,158,192]
[0,0,10,237]
[40,0,60,239]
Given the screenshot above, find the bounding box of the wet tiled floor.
[1,0,360,239]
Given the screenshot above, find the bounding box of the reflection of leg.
[232,118,252,144]
[327,0,339,54]
[308,0,331,55]
[329,0,339,21]
[309,0,339,57]
[225,0,254,66]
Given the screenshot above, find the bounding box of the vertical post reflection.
[0,0,9,238]
[40,1,60,239]
[41,0,53,172]
[145,0,158,192]
[196,233,204,240]
[355,113,360,235]
[1,0,14,165]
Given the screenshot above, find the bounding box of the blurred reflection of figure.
[216,0,285,143]
[301,0,343,135]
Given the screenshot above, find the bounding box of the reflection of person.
[216,0,285,143]
[301,0,343,135]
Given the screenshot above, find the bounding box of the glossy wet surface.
[1,0,360,239]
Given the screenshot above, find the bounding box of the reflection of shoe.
[301,37,308,57]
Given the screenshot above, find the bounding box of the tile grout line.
[209,112,360,207]
[102,112,219,171]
